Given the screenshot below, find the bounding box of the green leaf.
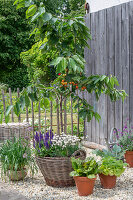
[69,58,77,72]
[110,77,115,88]
[16,2,25,9]
[61,58,67,70]
[25,94,30,107]
[94,112,101,122]
[20,96,25,111]
[14,102,20,116]
[87,174,96,179]
[0,113,4,124]
[72,55,84,67]
[100,75,106,81]
[50,57,63,66]
[68,20,74,26]
[42,12,52,23]
[43,98,50,109]
[5,105,14,116]
[5,115,10,124]
[56,62,63,73]
[25,0,32,7]
[28,93,36,102]
[13,0,19,5]
[113,76,119,86]
[26,5,37,19]
[69,171,79,177]
[50,17,58,24]
[31,7,46,22]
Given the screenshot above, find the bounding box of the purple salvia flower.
[45,141,49,149]
[39,140,42,148]
[33,139,35,148]
[50,130,53,140]
[34,132,39,143]
[39,132,43,141]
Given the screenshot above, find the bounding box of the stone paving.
[0,183,29,200]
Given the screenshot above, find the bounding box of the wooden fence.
[0,88,85,140]
[85,1,133,144]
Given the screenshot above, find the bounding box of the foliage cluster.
[20,41,57,85]
[70,157,99,178]
[116,120,133,151]
[93,144,124,160]
[20,0,85,85]
[0,0,34,90]
[98,156,127,177]
[0,0,127,126]
[0,137,37,178]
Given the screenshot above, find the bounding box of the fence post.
[44,109,47,132]
[38,102,41,132]
[82,91,86,139]
[60,95,63,133]
[50,101,53,131]
[56,97,60,135]
[64,98,67,134]
[70,86,73,135]
[76,90,79,136]
[17,88,21,122]
[1,89,6,122]
[9,88,14,122]
[31,101,34,135]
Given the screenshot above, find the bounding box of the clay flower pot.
[99,174,117,189]
[125,151,133,167]
[7,169,27,181]
[74,176,96,196]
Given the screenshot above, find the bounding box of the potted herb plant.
[92,144,124,161]
[70,157,98,196]
[98,156,127,189]
[34,130,86,187]
[118,122,133,167]
[0,137,37,181]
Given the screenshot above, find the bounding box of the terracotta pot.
[99,174,117,189]
[125,151,133,167]
[74,176,96,196]
[7,169,27,181]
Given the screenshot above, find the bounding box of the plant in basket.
[70,157,98,196]
[0,137,37,181]
[33,130,86,187]
[98,156,127,189]
[117,121,133,167]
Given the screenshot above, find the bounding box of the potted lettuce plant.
[0,137,37,181]
[70,157,98,196]
[98,156,127,189]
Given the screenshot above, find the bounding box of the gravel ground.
[0,149,133,200]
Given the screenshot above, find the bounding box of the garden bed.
[0,148,132,200]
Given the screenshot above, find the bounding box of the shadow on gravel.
[0,189,30,200]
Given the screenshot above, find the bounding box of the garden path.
[0,183,30,200]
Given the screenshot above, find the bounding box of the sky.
[86,0,132,13]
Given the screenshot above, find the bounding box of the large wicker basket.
[36,149,86,187]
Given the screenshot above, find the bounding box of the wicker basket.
[36,149,86,187]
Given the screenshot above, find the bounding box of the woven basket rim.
[36,149,86,161]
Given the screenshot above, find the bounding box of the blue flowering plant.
[117,121,133,152]
[33,130,81,157]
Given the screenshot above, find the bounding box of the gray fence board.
[129,2,133,126]
[85,1,133,144]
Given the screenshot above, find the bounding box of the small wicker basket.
[36,149,86,187]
